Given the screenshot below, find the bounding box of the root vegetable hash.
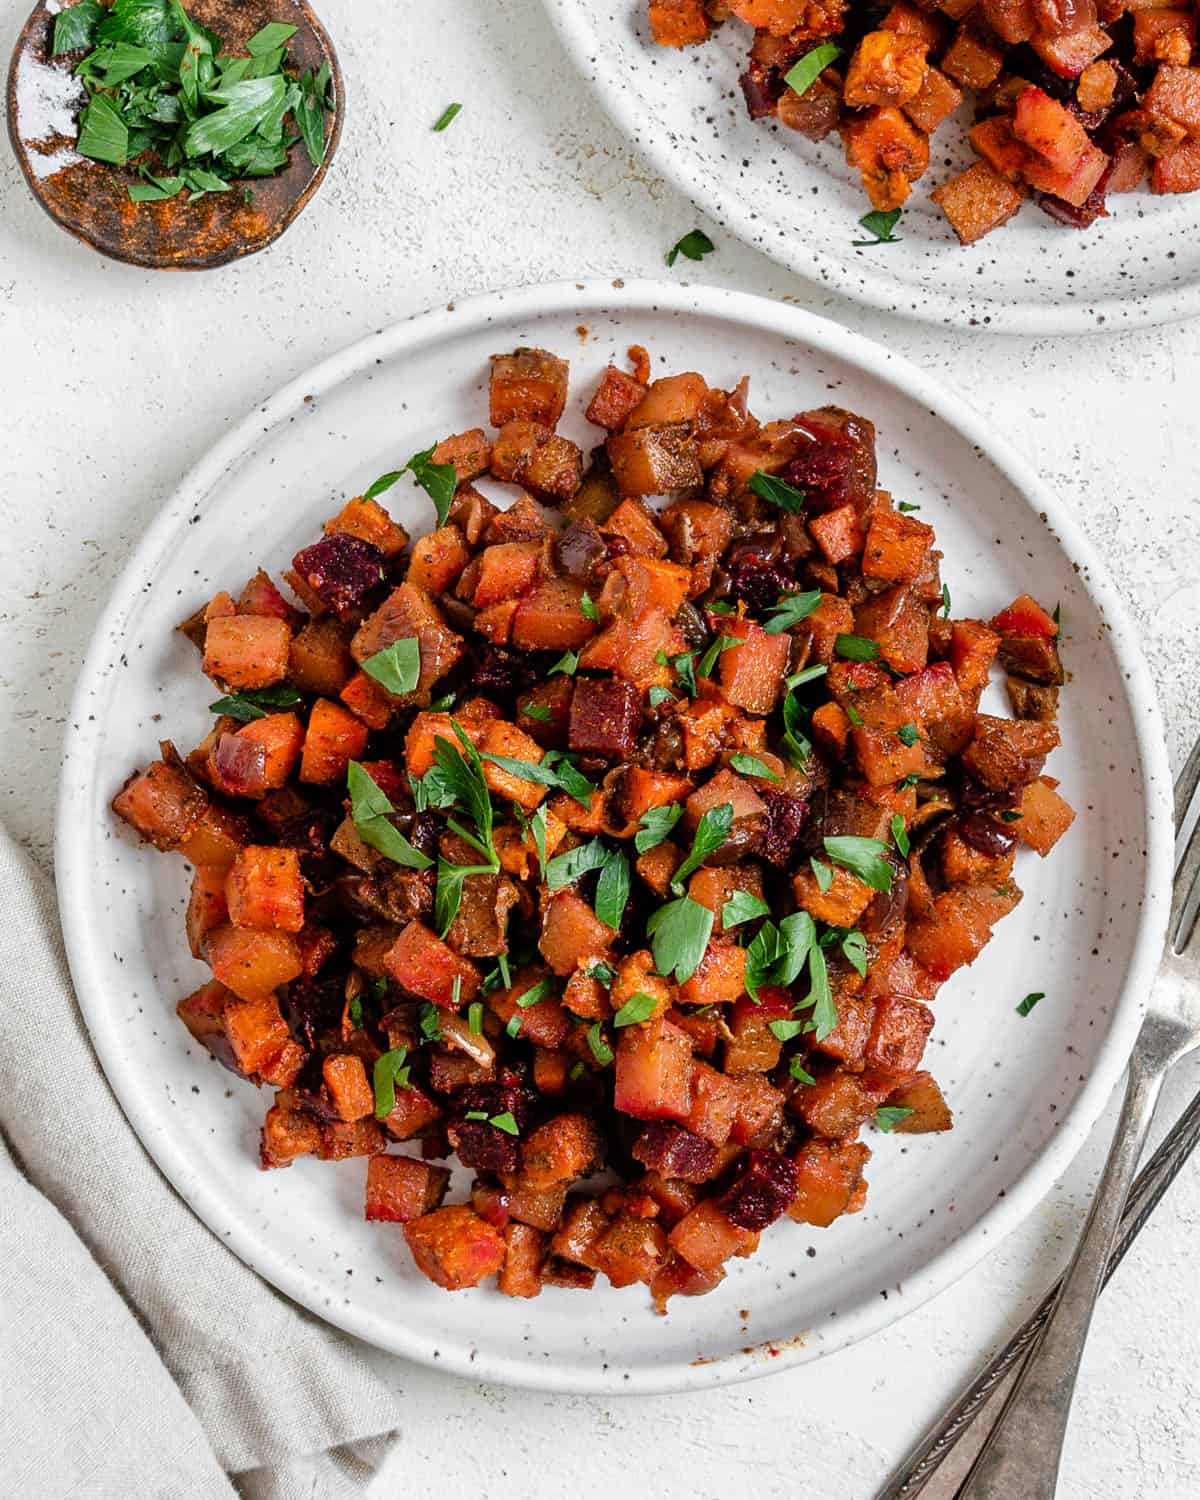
[113,345,1074,1307]
[648,0,1198,244]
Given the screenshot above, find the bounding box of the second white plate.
[544,0,1200,334]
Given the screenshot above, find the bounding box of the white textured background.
[3,1,1199,1495]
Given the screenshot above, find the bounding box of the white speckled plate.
[543,1,1200,334]
[57,280,1171,1393]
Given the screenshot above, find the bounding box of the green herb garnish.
[647,896,713,984]
[613,992,657,1027]
[549,650,579,677]
[853,208,903,247]
[763,590,822,635]
[595,849,630,930]
[648,685,676,708]
[810,856,834,893]
[897,501,921,514]
[634,802,684,855]
[730,753,780,781]
[362,637,420,697]
[890,813,910,858]
[747,471,806,514]
[209,683,302,722]
[580,591,600,623]
[587,1021,614,1065]
[941,583,952,618]
[670,802,733,893]
[874,1106,914,1132]
[666,228,715,267]
[347,761,433,870]
[897,722,920,747]
[405,445,459,527]
[789,1058,816,1085]
[522,703,553,723]
[1016,991,1045,1016]
[834,634,880,662]
[784,42,842,99]
[373,1048,411,1117]
[722,890,771,928]
[697,634,738,679]
[823,834,893,893]
[432,102,462,132]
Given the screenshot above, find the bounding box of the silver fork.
[884,735,1200,1500]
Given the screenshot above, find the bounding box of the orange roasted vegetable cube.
[187,865,228,958]
[323,1052,376,1122]
[478,720,548,811]
[204,923,304,1001]
[1013,86,1090,172]
[717,618,792,715]
[325,495,409,558]
[113,757,207,850]
[289,618,354,697]
[431,428,492,485]
[384,921,481,1006]
[903,65,963,134]
[229,713,306,795]
[678,942,747,1007]
[511,577,597,651]
[844,30,929,110]
[490,348,570,427]
[1012,776,1076,855]
[668,1199,758,1272]
[499,1222,546,1298]
[225,845,305,933]
[299,698,369,784]
[473,541,542,608]
[540,889,614,975]
[648,0,712,46]
[841,106,930,212]
[203,615,291,690]
[365,1154,451,1222]
[613,1017,693,1122]
[792,863,875,927]
[865,995,934,1077]
[407,525,471,595]
[260,1089,322,1168]
[809,502,867,565]
[339,669,396,731]
[787,1140,871,1226]
[520,1113,604,1188]
[404,1206,507,1289]
[862,506,936,583]
[932,161,1025,245]
[177,978,303,1086]
[586,364,648,428]
[601,498,670,559]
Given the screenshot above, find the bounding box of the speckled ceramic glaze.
[56,280,1171,1393]
[544,1,1200,335]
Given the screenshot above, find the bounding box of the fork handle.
[954,1030,1166,1500]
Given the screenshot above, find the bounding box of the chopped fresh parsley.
[347,762,433,869]
[897,501,921,514]
[549,650,579,677]
[730,753,780,781]
[809,856,834,893]
[841,929,869,978]
[595,848,630,930]
[897,722,920,748]
[648,685,676,708]
[580,591,600,623]
[587,1022,614,1065]
[613,992,657,1027]
[783,42,842,98]
[489,1110,520,1136]
[647,896,713,984]
[1001,810,1023,823]
[670,802,733,893]
[941,583,952,618]
[890,813,910,858]
[522,702,553,723]
[763,590,822,635]
[432,102,462,132]
[666,229,715,267]
[635,802,684,855]
[747,471,806,514]
[373,1048,411,1117]
[545,837,612,891]
[1016,991,1045,1017]
[853,208,903,247]
[697,634,739,679]
[722,890,771,928]
[209,683,302,722]
[789,1058,816,1085]
[588,961,616,985]
[834,634,880,662]
[362,637,420,697]
[785,663,828,689]
[874,1106,914,1132]
[823,834,894,893]
[468,1001,483,1035]
[405,445,459,528]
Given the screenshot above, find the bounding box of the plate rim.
[56,276,1172,1393]
[541,0,1200,336]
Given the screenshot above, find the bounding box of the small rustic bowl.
[6,0,342,269]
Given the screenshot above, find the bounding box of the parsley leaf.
[373,1048,411,1117]
[666,229,715,267]
[364,471,403,499]
[53,0,105,53]
[434,859,496,936]
[432,723,495,861]
[810,856,834,893]
[823,835,894,893]
[587,1022,613,1065]
[405,445,458,527]
[347,762,433,869]
[595,849,630,930]
[514,978,555,1009]
[747,471,806,514]
[722,891,771,928]
[841,929,869,978]
[697,634,739,679]
[613,992,657,1027]
[468,1001,483,1035]
[897,721,920,747]
[649,685,676,708]
[647,897,713,984]
[545,838,612,891]
[730,753,780,781]
[362,636,420,697]
[941,583,952,618]
[433,102,462,132]
[209,683,302,722]
[834,634,880,662]
[580,591,600,623]
[874,1106,914,1132]
[549,649,579,677]
[1017,991,1045,1016]
[489,1110,519,1136]
[635,803,683,854]
[784,42,843,98]
[897,501,921,514]
[785,664,828,689]
[853,208,903,247]
[800,940,838,1041]
[890,813,910,858]
[763,590,823,635]
[670,802,734,893]
[522,703,552,723]
[790,1058,816,1085]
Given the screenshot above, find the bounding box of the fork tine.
[1174,735,1200,837]
[1170,803,1200,955]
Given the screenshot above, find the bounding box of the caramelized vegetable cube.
[365,1154,451,1222]
[404,1206,506,1290]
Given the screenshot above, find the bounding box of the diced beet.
[631,1122,720,1184]
[759,789,810,868]
[717,1149,799,1231]
[786,408,877,517]
[282,973,346,1049]
[291,533,387,618]
[471,644,540,703]
[446,1118,521,1174]
[727,556,793,613]
[568,678,643,759]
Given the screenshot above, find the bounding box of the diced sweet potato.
[385,921,481,1005]
[779,73,842,138]
[596,1214,669,1288]
[1152,139,1200,190]
[491,421,583,502]
[521,1113,604,1188]
[607,423,702,496]
[1013,85,1090,170]
[351,583,465,702]
[404,1206,506,1290]
[365,1154,451,1222]
[260,1089,321,1168]
[113,757,207,850]
[1145,63,1200,135]
[288,618,353,697]
[225,845,305,932]
[499,1222,545,1298]
[787,1139,871,1226]
[809,502,866,565]
[902,64,963,133]
[862,507,936,584]
[430,429,492,485]
[186,865,229,957]
[299,698,369,784]
[668,1199,758,1272]
[407,526,471,595]
[793,1071,883,1137]
[723,1002,783,1075]
[477,719,548,812]
[886,1071,953,1132]
[204,923,303,1001]
[716,619,792,715]
[906,881,1022,979]
[317,1117,386,1161]
[490,349,570,427]
[540,889,614,975]
[323,1052,376,1121]
[942,26,1005,89]
[587,364,648,428]
[1012,775,1076,854]
[511,577,597,651]
[614,1017,693,1122]
[844,30,929,109]
[842,105,931,211]
[379,1083,442,1140]
[865,995,934,1077]
[933,160,1026,243]
[792,863,875,927]
[601,497,670,560]
[178,977,303,1085]
[202,614,291,690]
[678,941,747,1007]
[962,713,1060,793]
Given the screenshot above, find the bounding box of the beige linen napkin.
[0,825,402,1499]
